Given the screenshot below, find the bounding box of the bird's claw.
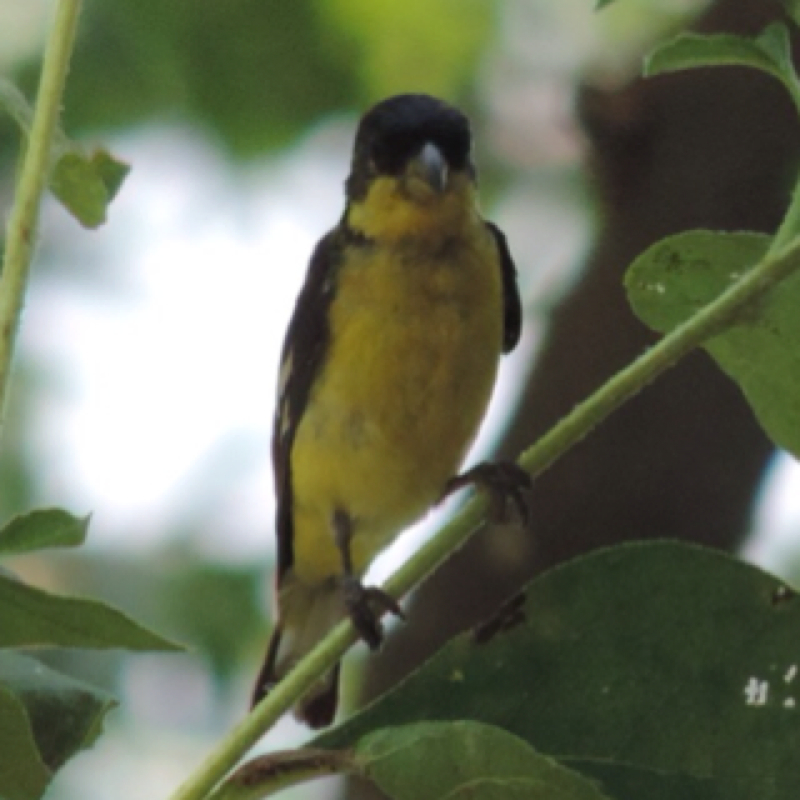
[341,576,405,650]
[441,461,531,526]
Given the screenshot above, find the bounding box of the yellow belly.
[290,231,503,585]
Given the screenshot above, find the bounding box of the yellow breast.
[290,186,504,584]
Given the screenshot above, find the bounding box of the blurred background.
[2,0,800,798]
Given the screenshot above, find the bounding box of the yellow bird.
[252,94,526,727]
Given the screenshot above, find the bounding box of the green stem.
[167,232,800,800]
[770,179,800,255]
[0,0,82,421]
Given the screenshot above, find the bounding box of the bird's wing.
[272,229,344,582]
[486,221,522,354]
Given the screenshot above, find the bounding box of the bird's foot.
[341,576,405,650]
[441,461,531,525]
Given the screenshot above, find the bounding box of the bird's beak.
[407,142,448,193]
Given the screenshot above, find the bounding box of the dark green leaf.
[0,509,89,558]
[779,0,800,27]
[355,722,610,800]
[594,0,616,8]
[318,542,800,799]
[645,25,794,89]
[569,759,776,800]
[625,230,800,457]
[443,780,588,800]
[0,682,50,800]
[0,651,115,772]
[50,148,130,229]
[0,572,183,650]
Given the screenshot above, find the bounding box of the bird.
[252,93,527,728]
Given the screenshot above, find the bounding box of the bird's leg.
[332,509,405,651]
[441,461,531,525]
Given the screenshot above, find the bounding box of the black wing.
[272,228,345,582]
[485,221,522,354]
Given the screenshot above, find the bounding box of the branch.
[0,0,83,421]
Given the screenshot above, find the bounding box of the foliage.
[0,512,180,800]
[318,543,800,800]
[3,2,800,800]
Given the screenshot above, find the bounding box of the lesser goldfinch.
[252,93,525,728]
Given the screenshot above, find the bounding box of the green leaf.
[50,147,130,229]
[0,651,115,773]
[89,148,129,202]
[0,509,89,558]
[568,759,769,800]
[0,571,183,650]
[0,79,129,228]
[355,722,610,800]
[594,0,616,8]
[317,542,800,799]
[645,24,797,92]
[0,681,50,800]
[779,0,800,27]
[625,229,800,457]
[442,780,583,799]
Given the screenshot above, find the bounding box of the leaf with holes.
[625,229,800,457]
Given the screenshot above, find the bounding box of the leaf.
[0,79,129,228]
[317,542,800,800]
[0,651,116,773]
[89,148,129,202]
[645,24,798,94]
[442,779,593,799]
[568,759,767,800]
[0,571,182,650]
[779,0,800,28]
[0,509,89,558]
[354,722,610,800]
[0,682,50,800]
[50,147,130,229]
[625,229,800,457]
[594,0,616,8]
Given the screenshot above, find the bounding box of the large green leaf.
[355,722,610,800]
[0,571,182,650]
[0,651,115,773]
[0,509,89,558]
[0,681,50,800]
[317,542,800,800]
[625,230,800,457]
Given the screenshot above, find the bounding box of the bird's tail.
[251,579,346,728]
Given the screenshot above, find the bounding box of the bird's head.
[344,94,478,241]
